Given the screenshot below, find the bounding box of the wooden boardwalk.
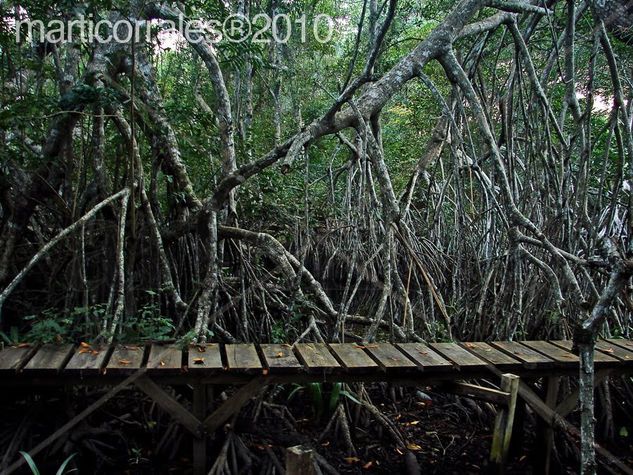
[0,339,632,383]
[2,339,633,475]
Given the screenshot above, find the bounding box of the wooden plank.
[65,344,110,374]
[521,341,578,367]
[605,338,633,355]
[260,344,303,372]
[362,343,417,370]
[286,445,317,475]
[23,344,74,373]
[188,344,223,371]
[554,370,611,418]
[134,377,201,436]
[294,343,340,371]
[517,379,633,475]
[225,344,262,372]
[430,342,487,369]
[441,382,510,405]
[203,377,271,434]
[461,342,521,370]
[550,340,618,366]
[490,341,554,369]
[396,343,454,371]
[329,343,378,371]
[105,344,145,374]
[0,345,37,373]
[147,344,183,373]
[490,374,520,472]
[540,377,560,475]
[193,385,207,475]
[595,340,633,363]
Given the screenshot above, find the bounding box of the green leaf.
[19,452,40,475]
[620,426,629,437]
[56,453,77,475]
[340,390,361,405]
[328,382,341,413]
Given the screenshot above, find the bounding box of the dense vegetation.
[1,0,633,473]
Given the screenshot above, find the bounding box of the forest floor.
[2,384,632,474]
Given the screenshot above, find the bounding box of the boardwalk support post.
[538,376,560,475]
[193,384,207,475]
[490,373,520,473]
[286,445,317,475]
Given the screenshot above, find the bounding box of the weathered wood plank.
[550,340,618,365]
[134,377,201,436]
[490,374,520,472]
[396,343,454,371]
[595,340,633,363]
[203,377,271,433]
[294,343,340,370]
[260,344,303,372]
[490,341,554,369]
[187,344,223,371]
[65,344,110,374]
[521,341,578,367]
[363,343,417,370]
[225,344,262,372]
[105,345,145,374]
[286,445,317,475]
[147,344,183,373]
[329,343,378,371]
[23,344,74,373]
[461,342,521,370]
[605,338,633,355]
[0,345,37,373]
[430,342,487,369]
[193,385,207,475]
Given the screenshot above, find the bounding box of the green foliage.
[116,303,175,342]
[287,382,357,421]
[0,326,21,345]
[58,84,121,110]
[24,306,106,343]
[19,451,76,475]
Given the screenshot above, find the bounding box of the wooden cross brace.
[6,374,271,475]
[134,376,272,437]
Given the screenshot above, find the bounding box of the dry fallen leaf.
[80,342,91,348]
[119,359,131,365]
[344,457,360,464]
[193,357,205,365]
[276,352,284,358]
[17,343,31,348]
[262,368,269,375]
[406,443,422,451]
[362,461,374,469]
[603,347,614,353]
[160,360,166,367]
[196,346,206,353]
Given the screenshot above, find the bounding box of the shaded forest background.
[0,0,631,351]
